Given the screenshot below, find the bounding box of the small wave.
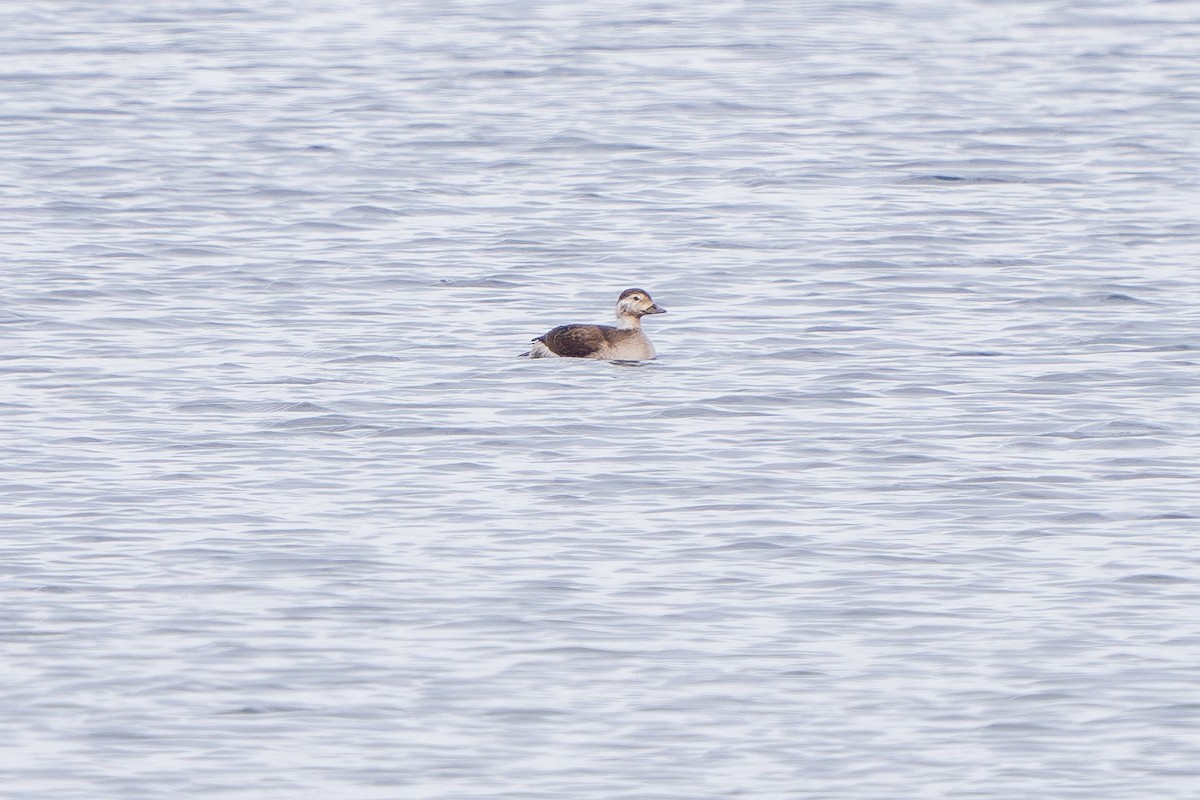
[1116,574,1191,585]
[901,174,1026,185]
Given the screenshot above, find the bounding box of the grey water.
[4,0,1200,797]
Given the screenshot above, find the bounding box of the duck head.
[616,288,666,318]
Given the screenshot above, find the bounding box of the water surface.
[4,1,1200,797]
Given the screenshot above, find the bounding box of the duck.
[523,288,667,360]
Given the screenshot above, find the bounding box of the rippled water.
[4,1,1200,797]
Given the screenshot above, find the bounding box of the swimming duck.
[524,288,666,360]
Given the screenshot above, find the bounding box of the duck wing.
[536,324,614,358]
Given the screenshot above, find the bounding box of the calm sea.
[3,1,1199,797]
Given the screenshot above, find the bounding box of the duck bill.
[646,304,666,314]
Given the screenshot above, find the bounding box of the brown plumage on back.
[523,288,666,361]
[537,325,610,358]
